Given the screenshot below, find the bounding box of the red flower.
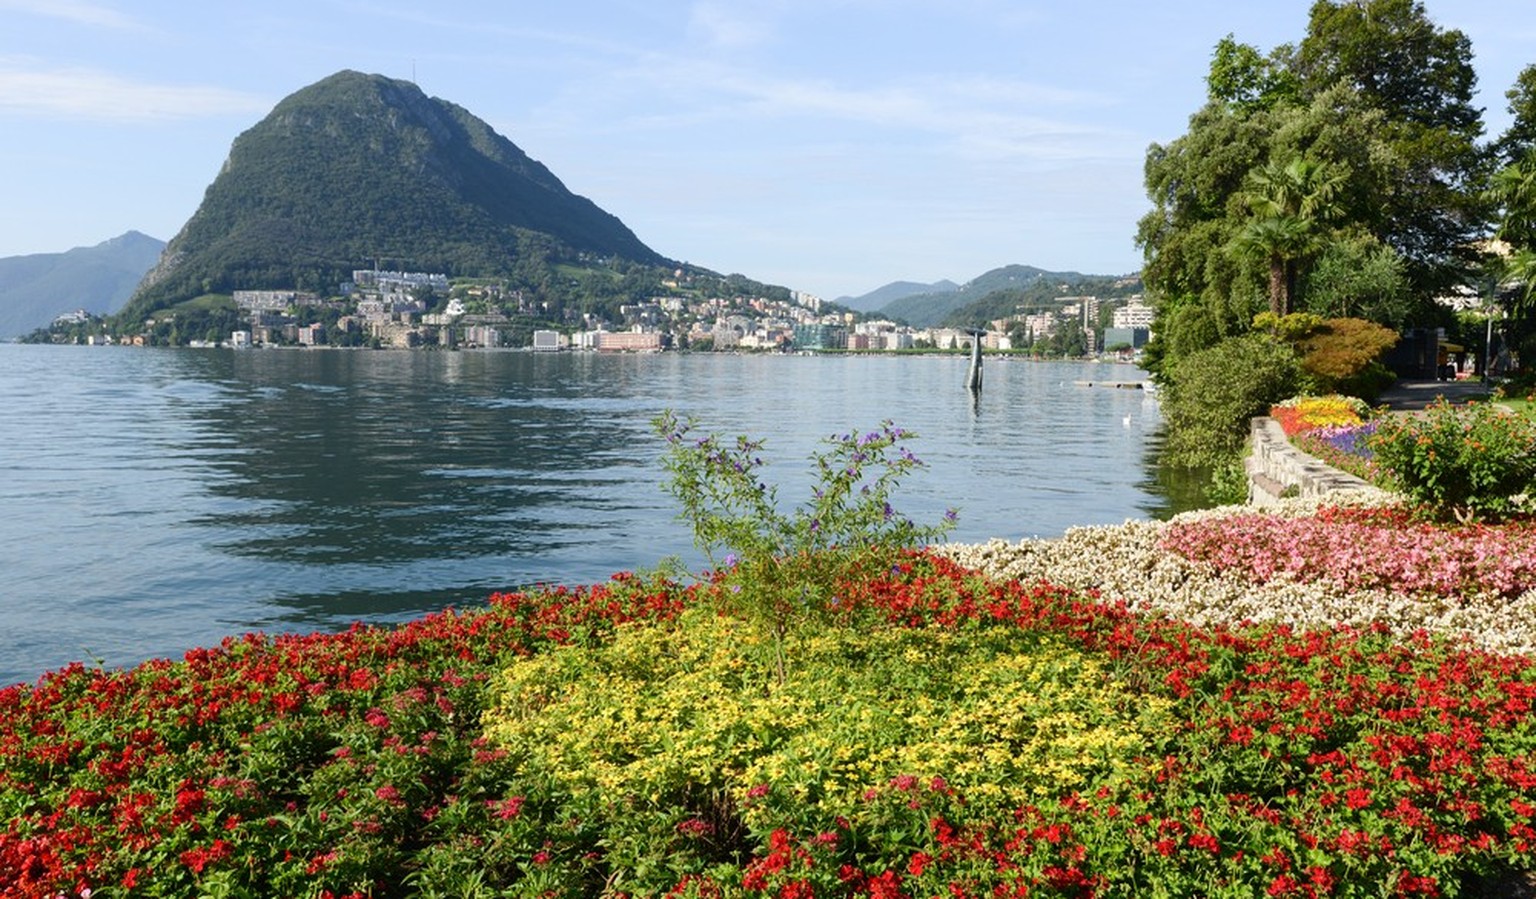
[179,838,231,874]
[374,784,405,806]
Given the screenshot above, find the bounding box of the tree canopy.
[1138,0,1501,380]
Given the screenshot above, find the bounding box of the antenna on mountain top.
[411,59,417,85]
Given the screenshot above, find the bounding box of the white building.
[1113,298,1155,330]
[234,290,297,313]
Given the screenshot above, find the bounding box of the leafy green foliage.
[653,413,955,680]
[1229,155,1346,317]
[1207,35,1298,113]
[1495,63,1536,167]
[1369,399,1536,521]
[1300,232,1414,325]
[1160,333,1301,469]
[1141,0,1487,372]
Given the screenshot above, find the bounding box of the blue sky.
[0,1,1530,300]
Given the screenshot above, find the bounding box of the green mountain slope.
[125,71,664,319]
[939,270,1143,329]
[879,266,1070,326]
[0,232,164,338]
[866,265,1142,329]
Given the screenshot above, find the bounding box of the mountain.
[0,232,164,338]
[879,266,1086,327]
[125,70,665,319]
[835,279,958,314]
[937,267,1142,329]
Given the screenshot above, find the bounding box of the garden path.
[1376,377,1492,411]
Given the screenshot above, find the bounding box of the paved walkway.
[1375,378,1494,411]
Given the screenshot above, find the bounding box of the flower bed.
[1161,504,1536,600]
[1269,394,1371,437]
[941,495,1536,656]
[1293,420,1382,483]
[4,508,1536,896]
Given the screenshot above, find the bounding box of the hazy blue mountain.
[125,70,666,320]
[878,266,1070,326]
[835,279,959,313]
[0,232,164,338]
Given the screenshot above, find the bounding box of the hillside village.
[51,268,1155,357]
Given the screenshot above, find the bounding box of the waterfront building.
[1112,298,1155,330]
[1104,327,1150,350]
[792,322,847,351]
[595,330,663,352]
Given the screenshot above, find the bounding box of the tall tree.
[1294,0,1485,292]
[1207,35,1298,113]
[1139,0,1490,379]
[1485,67,1536,311]
[1494,64,1536,167]
[1229,156,1345,317]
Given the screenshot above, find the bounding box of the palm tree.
[1490,152,1536,248]
[1230,156,1345,317]
[1231,216,1316,318]
[1489,151,1536,307]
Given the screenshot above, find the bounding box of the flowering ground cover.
[1269,395,1371,437]
[1161,504,1536,600]
[1293,421,1382,483]
[6,500,1536,896]
[1281,399,1536,523]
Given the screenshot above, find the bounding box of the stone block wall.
[1245,417,1375,506]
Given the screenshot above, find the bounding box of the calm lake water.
[0,345,1173,685]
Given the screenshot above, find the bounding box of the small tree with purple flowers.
[653,411,956,681]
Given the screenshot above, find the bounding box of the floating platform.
[1073,380,1150,390]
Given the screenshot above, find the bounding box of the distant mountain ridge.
[847,265,1139,328]
[834,279,958,313]
[0,232,164,338]
[125,70,666,320]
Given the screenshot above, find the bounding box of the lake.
[0,345,1173,685]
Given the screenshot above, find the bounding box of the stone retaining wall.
[1245,416,1375,506]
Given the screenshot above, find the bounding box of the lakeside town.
[51,268,1157,358]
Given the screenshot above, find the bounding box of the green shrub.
[652,413,955,681]
[1368,399,1536,521]
[1160,333,1301,468]
[1253,313,1399,400]
[1294,317,1399,399]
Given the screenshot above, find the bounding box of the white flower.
[935,492,1536,656]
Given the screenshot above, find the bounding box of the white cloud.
[686,1,775,49]
[0,0,142,30]
[613,57,1127,162]
[0,63,268,122]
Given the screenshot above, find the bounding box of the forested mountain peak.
[125,70,664,319]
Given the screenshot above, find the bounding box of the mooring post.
[965,329,984,390]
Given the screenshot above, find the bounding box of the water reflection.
[0,346,1181,683]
